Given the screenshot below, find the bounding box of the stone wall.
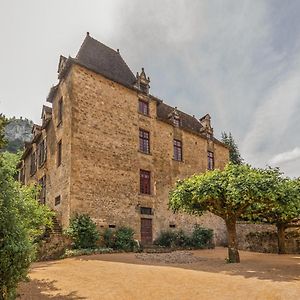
[237,222,300,254]
[67,64,229,244]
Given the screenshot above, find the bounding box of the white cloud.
[269,147,300,165]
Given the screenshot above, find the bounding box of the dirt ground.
[18,247,300,300]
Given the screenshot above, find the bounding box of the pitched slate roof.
[75,33,136,87]
[157,102,203,132]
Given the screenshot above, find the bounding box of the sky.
[0,0,299,177]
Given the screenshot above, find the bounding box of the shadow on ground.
[72,249,300,283]
[18,279,86,300]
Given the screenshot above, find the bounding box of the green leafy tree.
[66,214,99,249]
[249,178,300,254]
[0,114,8,149]
[221,132,243,165]
[169,164,279,263]
[0,152,54,299]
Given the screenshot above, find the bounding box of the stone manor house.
[19,33,229,245]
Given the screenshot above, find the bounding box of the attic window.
[140,83,148,93]
[173,117,180,127]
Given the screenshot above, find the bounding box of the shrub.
[175,230,192,247]
[154,226,214,249]
[0,152,54,299]
[66,214,99,249]
[62,247,113,258]
[191,225,214,249]
[103,227,136,252]
[153,230,177,247]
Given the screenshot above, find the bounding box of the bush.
[154,226,214,249]
[66,214,99,249]
[191,225,214,249]
[61,247,113,258]
[0,152,54,299]
[153,230,177,247]
[103,227,136,252]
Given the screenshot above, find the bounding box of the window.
[39,175,46,204]
[58,97,63,125]
[140,83,148,93]
[109,224,116,228]
[208,151,214,170]
[140,170,151,194]
[140,207,152,215]
[169,224,176,228]
[173,117,180,127]
[30,151,37,175]
[38,138,47,167]
[138,99,149,115]
[55,195,61,206]
[57,140,62,167]
[173,139,182,161]
[19,167,25,184]
[139,129,150,154]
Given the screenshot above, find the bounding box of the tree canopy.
[169,163,280,263]
[0,151,54,299]
[249,177,300,253]
[221,132,243,165]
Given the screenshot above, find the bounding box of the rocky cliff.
[4,117,33,152]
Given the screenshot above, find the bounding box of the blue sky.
[0,0,299,177]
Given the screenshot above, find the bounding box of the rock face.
[4,117,33,152]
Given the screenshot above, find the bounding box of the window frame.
[38,175,46,205]
[30,151,37,176]
[57,97,63,126]
[208,151,214,170]
[139,129,150,154]
[140,169,151,195]
[173,139,183,161]
[55,195,61,206]
[38,138,47,167]
[57,140,62,167]
[138,99,149,116]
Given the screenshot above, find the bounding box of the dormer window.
[135,68,150,94]
[173,117,180,127]
[140,83,148,93]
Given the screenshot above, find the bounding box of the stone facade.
[20,34,229,245]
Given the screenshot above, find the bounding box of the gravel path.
[18,248,300,300]
[135,251,205,264]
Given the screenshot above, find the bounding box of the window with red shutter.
[140,170,151,194]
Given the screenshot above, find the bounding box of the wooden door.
[141,218,152,245]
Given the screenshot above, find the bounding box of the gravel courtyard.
[18,247,300,300]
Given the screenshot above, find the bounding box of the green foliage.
[0,114,8,149]
[66,214,100,249]
[154,226,213,249]
[221,132,243,165]
[0,151,54,299]
[154,230,178,248]
[191,225,214,248]
[169,163,281,262]
[103,227,136,252]
[62,247,113,258]
[169,163,280,220]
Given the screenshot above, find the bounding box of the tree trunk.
[276,223,286,254]
[225,220,240,263]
